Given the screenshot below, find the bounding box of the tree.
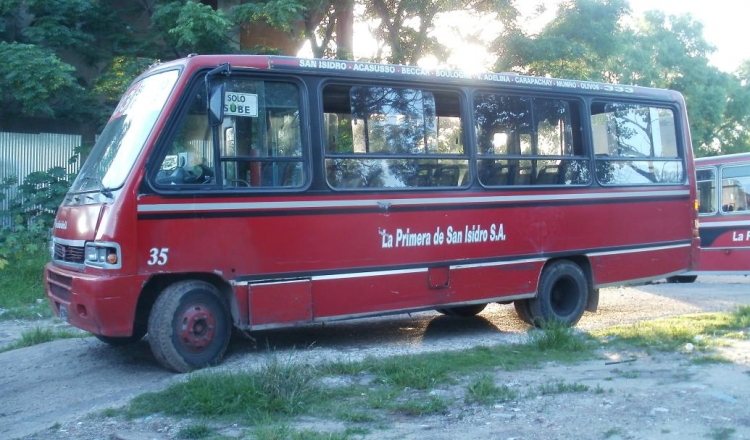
[363,0,517,65]
[494,0,629,80]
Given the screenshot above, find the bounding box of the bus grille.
[46,270,72,302]
[54,243,85,264]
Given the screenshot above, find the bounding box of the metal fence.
[0,132,81,225]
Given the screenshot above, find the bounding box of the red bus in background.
[45,55,700,372]
[669,152,750,282]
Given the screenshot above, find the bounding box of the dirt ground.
[1,275,749,440]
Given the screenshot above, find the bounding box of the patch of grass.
[691,355,732,365]
[593,312,744,352]
[0,326,85,353]
[336,408,375,423]
[98,408,120,418]
[707,426,736,440]
[254,425,360,440]
[0,247,49,310]
[528,320,593,352]
[532,379,589,396]
[465,374,517,405]
[604,427,622,438]
[128,354,318,422]
[175,423,213,439]
[0,303,53,320]
[610,368,640,379]
[390,395,448,416]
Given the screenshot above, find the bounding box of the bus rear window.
[591,102,684,185]
[323,84,467,189]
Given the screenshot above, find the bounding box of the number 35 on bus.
[45,55,700,372]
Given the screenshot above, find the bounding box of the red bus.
[669,152,750,282]
[45,55,700,372]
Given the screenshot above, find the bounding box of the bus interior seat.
[536,165,560,185]
[480,164,510,185]
[433,165,460,186]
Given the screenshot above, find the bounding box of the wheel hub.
[178,304,216,352]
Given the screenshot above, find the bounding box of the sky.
[522,0,750,73]
[628,0,749,72]
[344,0,750,74]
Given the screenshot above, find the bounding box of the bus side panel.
[698,221,750,273]
[249,280,312,327]
[590,245,692,286]
[699,249,750,272]
[309,262,541,319]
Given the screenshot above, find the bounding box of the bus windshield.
[69,69,180,194]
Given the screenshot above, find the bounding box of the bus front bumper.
[44,262,144,338]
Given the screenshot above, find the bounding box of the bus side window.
[474,93,588,187]
[721,165,750,213]
[696,168,717,215]
[323,84,468,189]
[155,97,216,186]
[219,80,305,190]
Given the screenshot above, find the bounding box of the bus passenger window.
[323,84,468,189]
[474,93,588,186]
[721,165,750,213]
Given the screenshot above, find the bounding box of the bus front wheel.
[529,261,588,326]
[148,280,231,373]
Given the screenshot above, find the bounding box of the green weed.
[0,326,85,353]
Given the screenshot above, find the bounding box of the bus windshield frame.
[68,69,180,195]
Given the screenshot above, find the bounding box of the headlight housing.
[84,242,122,269]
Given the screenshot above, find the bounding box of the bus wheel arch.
[147,279,232,373]
[529,259,590,326]
[140,273,241,330]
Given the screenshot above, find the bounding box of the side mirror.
[208,83,225,126]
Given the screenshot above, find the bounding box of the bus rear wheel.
[148,280,231,373]
[436,303,487,317]
[513,299,534,325]
[529,260,588,326]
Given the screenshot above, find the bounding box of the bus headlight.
[84,242,122,269]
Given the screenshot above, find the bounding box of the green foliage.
[528,320,592,352]
[128,354,318,421]
[465,374,517,405]
[0,41,82,117]
[0,326,85,353]
[175,423,213,439]
[152,1,234,56]
[4,167,73,227]
[231,0,307,31]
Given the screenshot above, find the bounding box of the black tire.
[95,329,146,347]
[436,303,487,317]
[513,299,535,325]
[529,260,588,326]
[666,275,698,284]
[148,280,231,373]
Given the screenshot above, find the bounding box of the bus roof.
[147,54,683,101]
[695,152,750,167]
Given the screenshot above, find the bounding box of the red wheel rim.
[177,303,216,353]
